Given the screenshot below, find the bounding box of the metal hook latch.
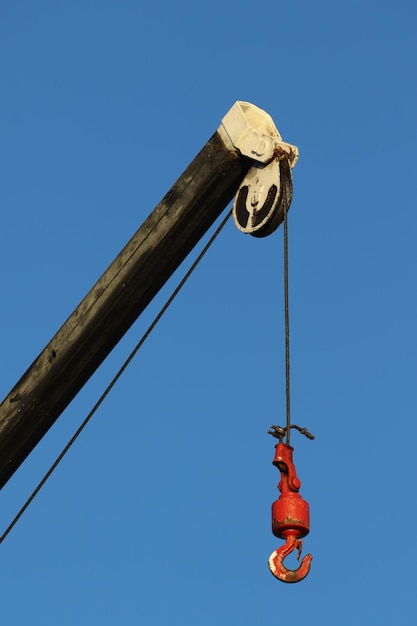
[268,441,312,583]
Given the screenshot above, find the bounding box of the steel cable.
[283,194,291,445]
[0,210,232,544]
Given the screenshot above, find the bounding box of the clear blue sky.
[1,1,416,624]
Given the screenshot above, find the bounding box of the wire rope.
[283,198,291,445]
[0,210,232,544]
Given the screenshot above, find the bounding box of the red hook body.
[268,442,312,583]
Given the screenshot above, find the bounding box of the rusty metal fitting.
[268,442,312,583]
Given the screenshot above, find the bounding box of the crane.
[0,102,306,582]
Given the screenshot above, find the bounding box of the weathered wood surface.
[0,130,251,488]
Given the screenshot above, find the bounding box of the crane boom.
[0,102,298,489]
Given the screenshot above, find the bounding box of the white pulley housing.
[233,157,293,237]
[220,101,298,238]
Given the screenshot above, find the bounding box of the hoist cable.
[283,198,291,445]
[0,210,232,545]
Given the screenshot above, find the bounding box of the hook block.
[269,442,312,582]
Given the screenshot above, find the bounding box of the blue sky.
[1,1,416,624]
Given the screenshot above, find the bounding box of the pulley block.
[232,157,293,238]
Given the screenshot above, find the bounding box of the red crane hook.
[268,438,312,583]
